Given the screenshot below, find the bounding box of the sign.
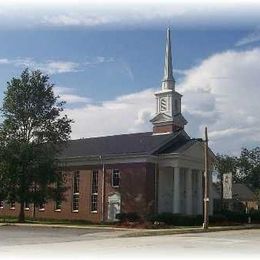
[223,172,232,199]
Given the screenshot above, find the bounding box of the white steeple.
[161,28,175,90]
[150,28,187,134]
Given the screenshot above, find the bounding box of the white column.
[173,167,180,213]
[197,171,203,215]
[185,169,193,215]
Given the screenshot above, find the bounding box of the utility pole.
[203,126,209,229]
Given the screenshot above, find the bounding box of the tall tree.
[0,69,72,222]
[237,147,260,191]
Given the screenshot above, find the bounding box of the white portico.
[157,140,214,215]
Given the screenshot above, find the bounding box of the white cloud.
[180,47,260,154]
[62,47,260,155]
[0,1,260,29]
[0,56,115,74]
[236,29,260,46]
[41,14,119,27]
[54,86,91,104]
[0,57,80,74]
[65,89,154,139]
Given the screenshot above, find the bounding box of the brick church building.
[0,29,215,222]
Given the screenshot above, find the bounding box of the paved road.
[0,226,260,259]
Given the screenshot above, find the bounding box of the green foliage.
[116,212,141,222]
[0,69,73,222]
[237,147,260,191]
[216,147,260,192]
[215,154,238,180]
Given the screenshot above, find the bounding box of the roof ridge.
[70,131,154,141]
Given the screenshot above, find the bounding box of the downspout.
[154,156,159,214]
[99,155,105,223]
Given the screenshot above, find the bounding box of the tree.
[0,69,73,222]
[237,147,260,191]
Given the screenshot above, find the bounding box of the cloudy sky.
[0,0,260,155]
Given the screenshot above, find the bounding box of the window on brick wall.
[39,202,45,211]
[112,169,120,188]
[24,201,30,210]
[91,170,98,212]
[72,171,80,212]
[10,201,15,209]
[55,175,62,211]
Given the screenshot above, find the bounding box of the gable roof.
[232,183,256,201]
[59,130,191,158]
[213,183,256,201]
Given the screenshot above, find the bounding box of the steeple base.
[153,123,183,134]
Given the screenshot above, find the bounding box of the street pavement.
[0,225,260,259]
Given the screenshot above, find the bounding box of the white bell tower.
[151,28,187,134]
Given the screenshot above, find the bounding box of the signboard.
[223,172,232,199]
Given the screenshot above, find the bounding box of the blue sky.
[0,0,260,155]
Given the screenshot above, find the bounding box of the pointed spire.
[161,27,175,90]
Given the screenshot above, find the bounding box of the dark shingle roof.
[59,130,190,158]
[213,183,256,201]
[232,183,256,201]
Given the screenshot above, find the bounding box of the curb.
[1,222,260,238]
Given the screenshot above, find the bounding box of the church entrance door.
[107,193,121,222]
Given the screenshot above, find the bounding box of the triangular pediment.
[181,141,216,162]
[150,113,173,123]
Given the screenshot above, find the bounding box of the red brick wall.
[0,162,156,222]
[153,123,182,134]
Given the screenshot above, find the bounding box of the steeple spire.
[161,27,175,90]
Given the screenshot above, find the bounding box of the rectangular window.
[72,171,80,212]
[55,176,62,211]
[10,201,15,209]
[55,200,62,211]
[39,203,45,211]
[91,170,98,212]
[112,169,120,188]
[24,201,30,210]
[0,200,4,208]
[72,194,79,212]
[73,171,80,194]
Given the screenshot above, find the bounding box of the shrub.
[222,210,248,223]
[209,214,227,224]
[250,211,260,223]
[116,212,140,222]
[147,212,203,226]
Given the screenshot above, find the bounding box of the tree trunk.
[18,202,25,223]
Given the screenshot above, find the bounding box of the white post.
[173,167,180,213]
[185,169,193,215]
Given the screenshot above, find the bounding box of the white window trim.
[112,169,120,188]
[72,171,80,212]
